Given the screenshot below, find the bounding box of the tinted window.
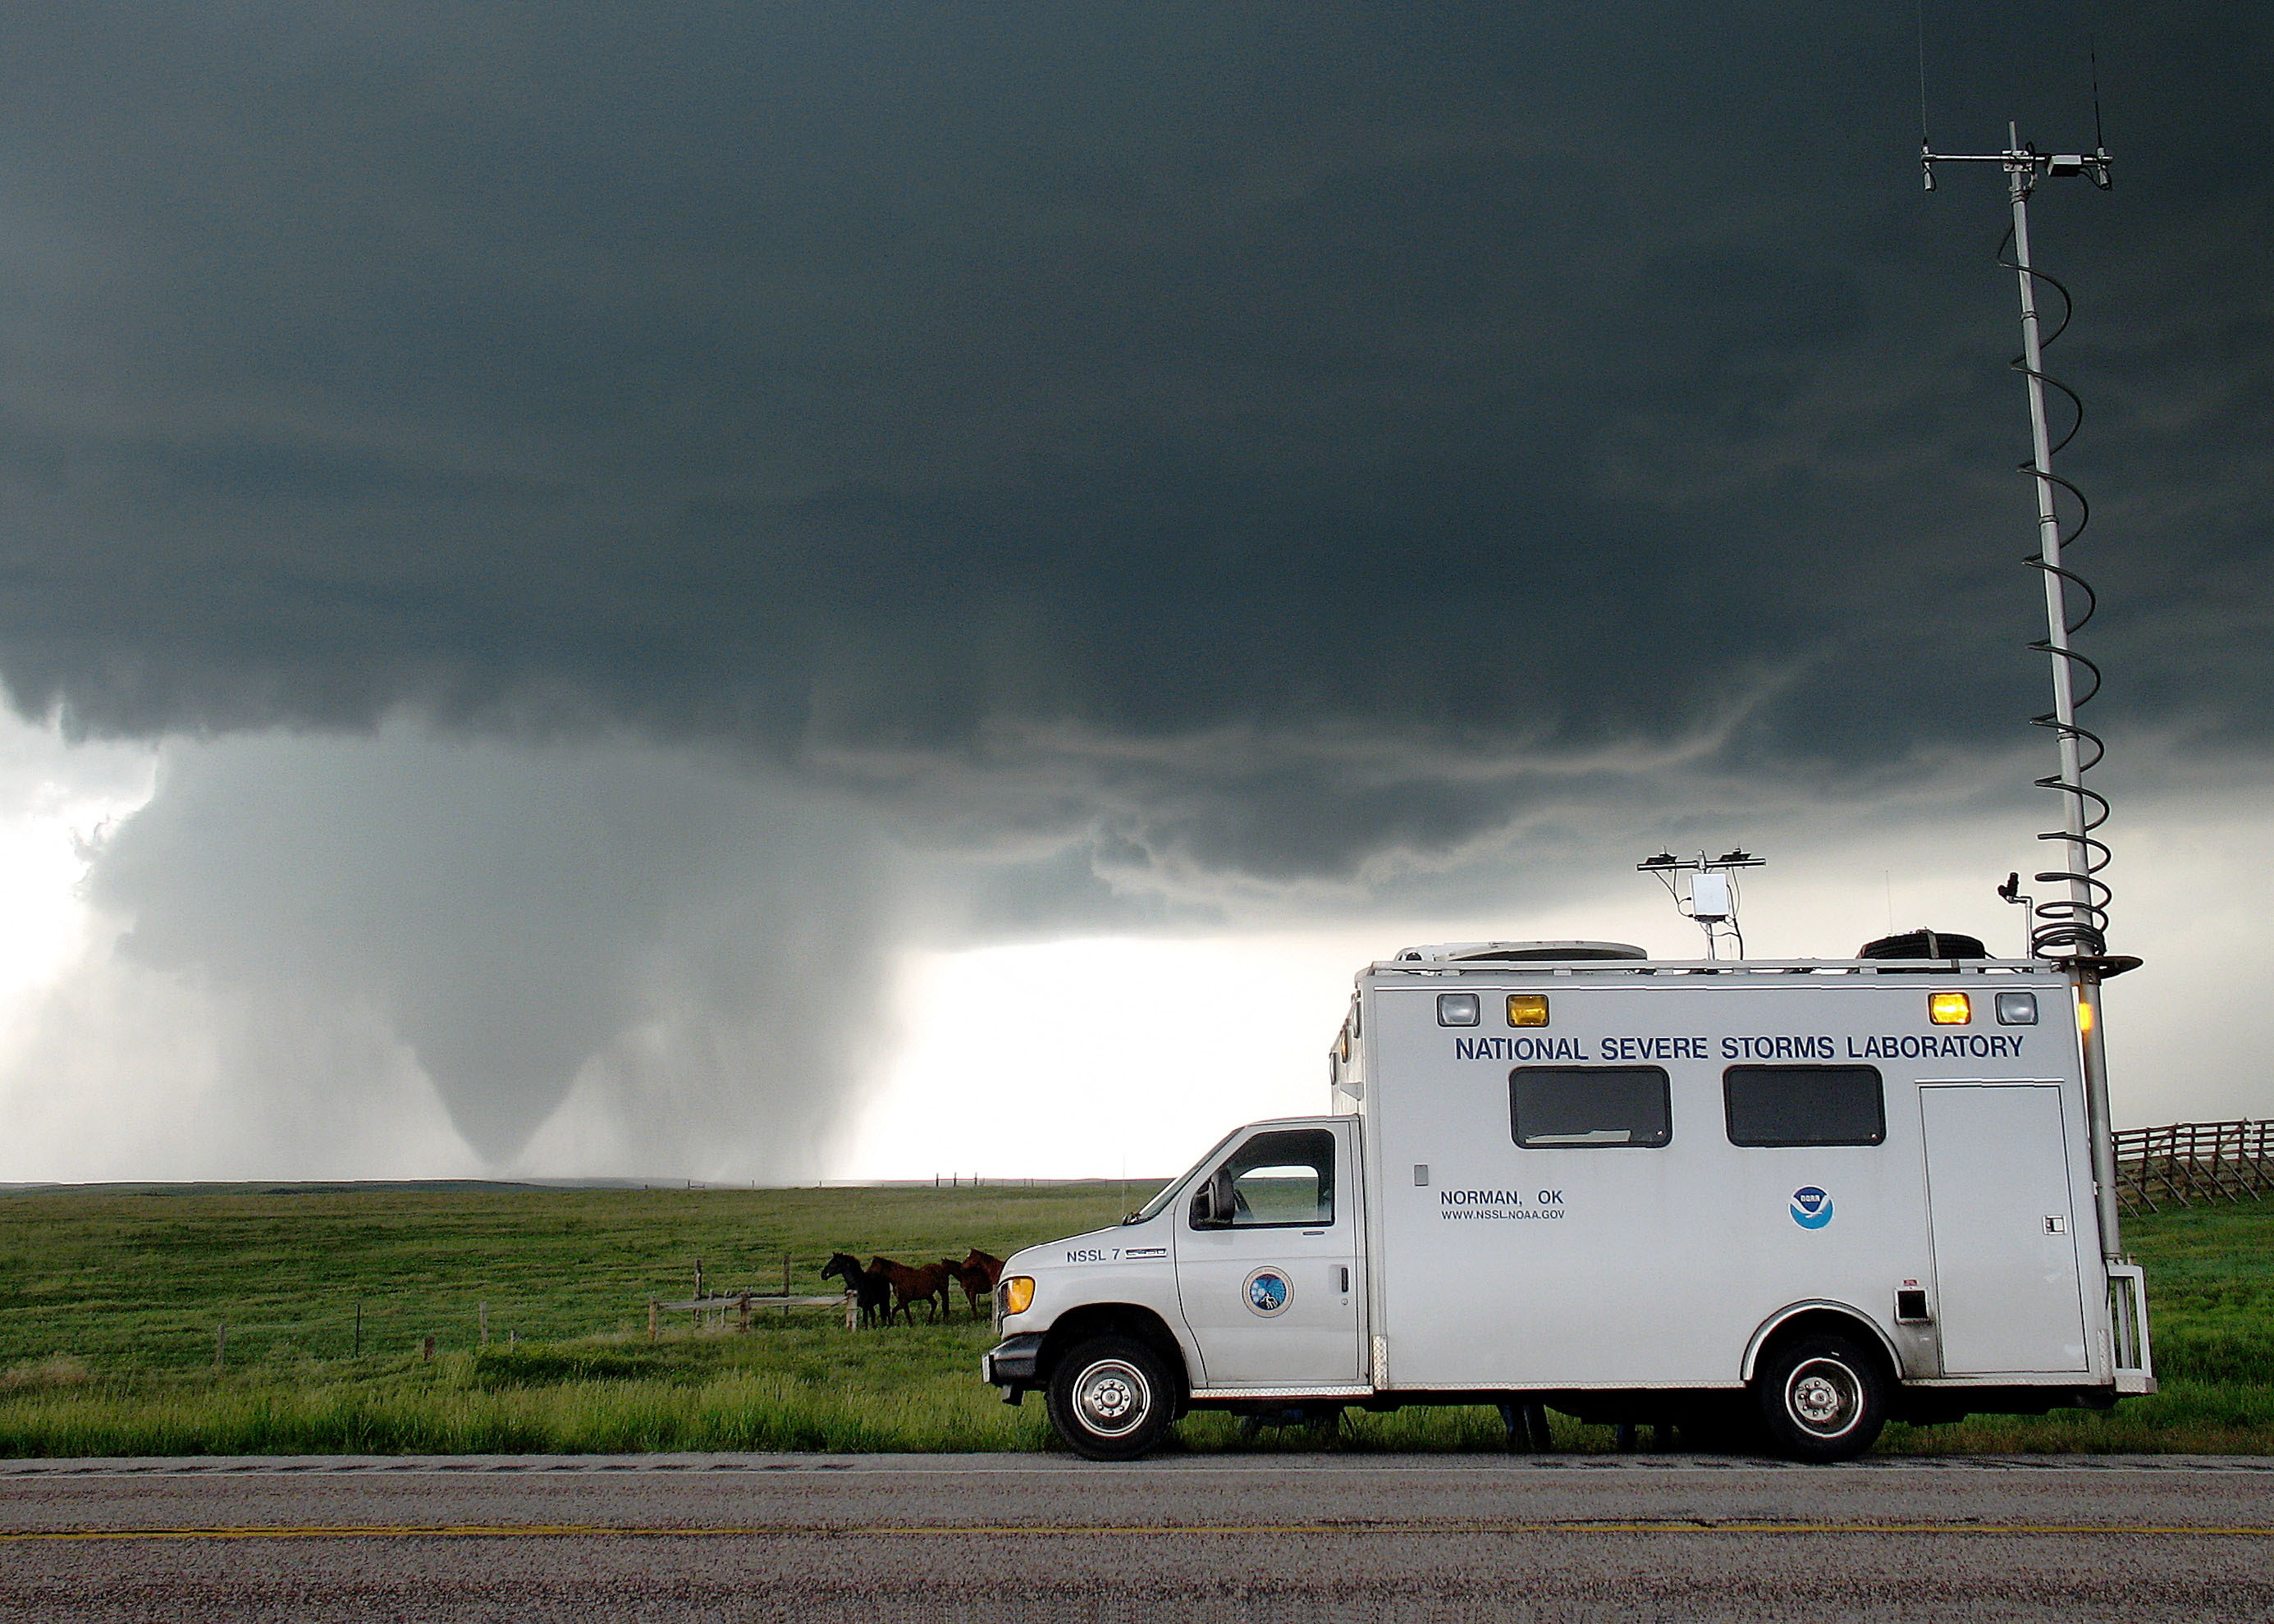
[1510,1068,1672,1148]
[1724,1065,1885,1147]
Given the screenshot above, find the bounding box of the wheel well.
[1745,1306,1900,1384]
[1039,1306,1191,1395]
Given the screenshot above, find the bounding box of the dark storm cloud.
[0,0,2266,878]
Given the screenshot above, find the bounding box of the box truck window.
[1723,1064,1886,1147]
[1191,1128,1336,1228]
[1509,1067,1672,1148]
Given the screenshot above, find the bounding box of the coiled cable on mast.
[1997,223,2112,958]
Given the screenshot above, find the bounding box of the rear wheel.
[1045,1336,1177,1461]
[1753,1333,1889,1462]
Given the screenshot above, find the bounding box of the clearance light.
[1928,991,1972,1026]
[1001,1276,1035,1315]
[1507,994,1551,1028]
[1436,993,1481,1027]
[1995,991,2039,1026]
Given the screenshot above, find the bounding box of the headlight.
[1001,1276,1035,1315]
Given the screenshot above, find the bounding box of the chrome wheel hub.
[1786,1358,1860,1436]
[1076,1360,1150,1435]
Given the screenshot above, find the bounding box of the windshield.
[1123,1128,1243,1224]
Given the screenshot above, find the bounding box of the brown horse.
[939,1258,990,1320]
[867,1256,953,1324]
[962,1248,1005,1288]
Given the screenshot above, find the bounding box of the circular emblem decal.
[1242,1267,1293,1317]
[1790,1186,1834,1230]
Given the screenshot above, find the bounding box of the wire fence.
[2113,1119,2274,1215]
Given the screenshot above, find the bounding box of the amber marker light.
[1001,1277,1035,1315]
[1928,991,1972,1026]
[1507,994,1551,1027]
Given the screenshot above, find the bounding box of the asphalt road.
[3,1452,2271,1622]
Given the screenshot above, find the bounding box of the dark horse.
[821,1251,892,1329]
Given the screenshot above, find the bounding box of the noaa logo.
[1242,1268,1293,1318]
[1790,1187,1834,1230]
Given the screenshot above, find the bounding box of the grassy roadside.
[1878,1199,2274,1455]
[0,1184,2267,1457]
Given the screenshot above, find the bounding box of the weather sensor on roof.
[1636,849,1762,959]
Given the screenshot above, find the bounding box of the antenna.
[1637,849,1764,961]
[2089,34,2107,157]
[1923,122,2139,1270]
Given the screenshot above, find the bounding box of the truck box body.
[1346,957,2114,1393]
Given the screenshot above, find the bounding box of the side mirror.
[1190,1173,1233,1228]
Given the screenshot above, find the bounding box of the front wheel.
[1045,1336,1177,1461]
[1752,1334,1889,1462]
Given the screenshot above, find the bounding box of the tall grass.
[0,1183,2267,1457]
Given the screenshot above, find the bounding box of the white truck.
[983,939,2153,1460]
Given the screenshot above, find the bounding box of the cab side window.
[1190,1128,1336,1229]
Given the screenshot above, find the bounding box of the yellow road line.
[3,1521,2271,1544]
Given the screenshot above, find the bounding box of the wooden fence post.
[214,1324,226,1370]
[421,1335,435,1363]
[844,1291,858,1333]
[479,1301,489,1347]
[737,1292,752,1334]
[648,1300,660,1343]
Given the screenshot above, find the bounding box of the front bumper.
[983,1334,1045,1402]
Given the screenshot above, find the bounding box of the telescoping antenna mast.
[1920,124,2141,1267]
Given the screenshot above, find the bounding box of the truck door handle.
[1338,1267,1351,1293]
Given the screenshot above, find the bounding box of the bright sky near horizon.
[1,703,2265,1185]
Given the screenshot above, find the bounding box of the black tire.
[1752,1333,1889,1462]
[1045,1335,1178,1461]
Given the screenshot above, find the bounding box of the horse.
[961,1248,1005,1289]
[940,1259,990,1320]
[867,1256,953,1324]
[821,1251,892,1329]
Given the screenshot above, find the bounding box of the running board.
[1187,1384,1376,1402]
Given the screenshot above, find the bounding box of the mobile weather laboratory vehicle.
[982,134,2157,1461]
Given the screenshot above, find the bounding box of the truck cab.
[987,1115,1369,1456]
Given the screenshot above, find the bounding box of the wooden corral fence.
[647,1293,853,1340]
[2113,1119,2274,1215]
[645,1256,861,1338]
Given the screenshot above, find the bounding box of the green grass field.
[0,1182,2266,1457]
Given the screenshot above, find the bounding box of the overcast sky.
[0,2,2267,1181]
